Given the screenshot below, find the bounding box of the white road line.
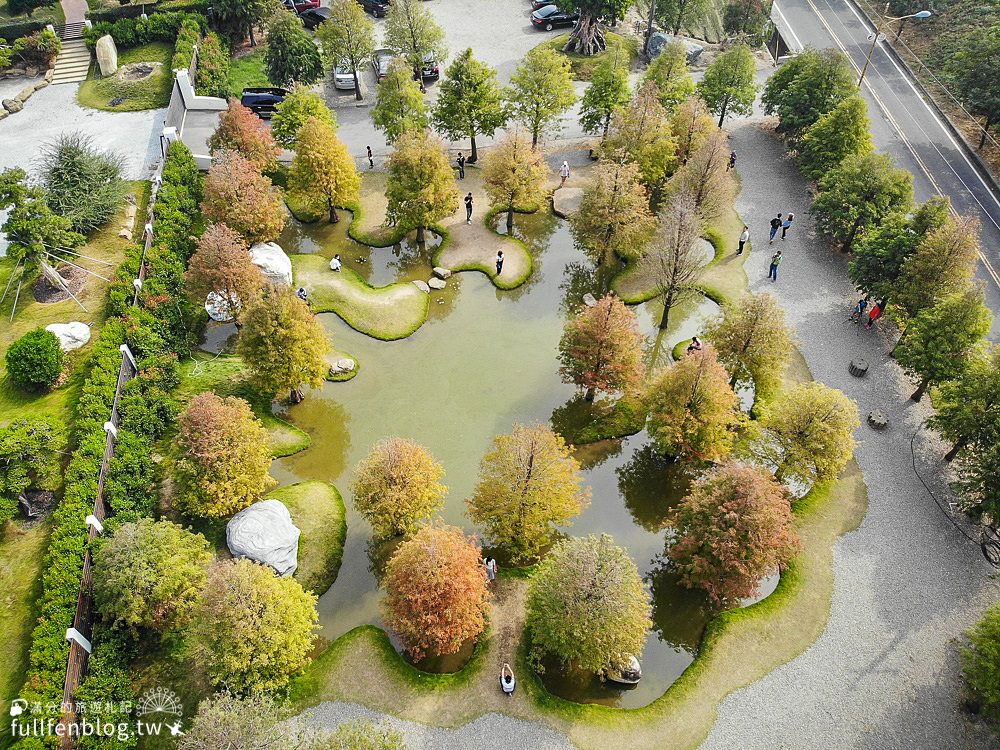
[773,2,805,51]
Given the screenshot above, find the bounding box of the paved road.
[772,0,1000,331]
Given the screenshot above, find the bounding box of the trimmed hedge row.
[0,16,56,42]
[82,11,205,50]
[170,16,200,73]
[14,143,204,749]
[85,0,209,23]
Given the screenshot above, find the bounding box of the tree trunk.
[566,11,607,55]
[290,387,304,403]
[329,202,339,224]
[249,26,257,47]
[353,69,363,101]
[945,437,967,462]
[979,117,992,150]
[585,386,596,402]
[469,134,479,163]
[659,291,674,329]
[643,0,657,55]
[844,215,864,252]
[674,6,684,34]
[910,377,930,402]
[895,17,906,40]
[531,127,539,149]
[507,208,515,232]
[717,98,728,128]
[602,114,611,140]
[416,225,426,243]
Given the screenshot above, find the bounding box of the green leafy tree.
[289,116,361,224]
[579,56,631,139]
[647,344,741,461]
[723,0,769,36]
[384,0,447,80]
[761,48,856,141]
[382,523,490,660]
[271,85,338,147]
[184,223,262,323]
[669,96,717,165]
[507,47,577,148]
[656,0,712,34]
[895,216,981,323]
[643,41,695,112]
[526,534,651,675]
[558,0,635,54]
[559,295,644,401]
[895,287,992,402]
[703,292,794,397]
[174,392,276,519]
[929,347,1000,461]
[797,95,874,180]
[207,98,281,171]
[481,128,549,232]
[954,426,1000,519]
[264,12,324,87]
[758,382,859,486]
[38,132,127,233]
[212,0,280,45]
[670,462,799,605]
[196,559,317,693]
[947,26,1000,149]
[372,57,429,145]
[696,44,757,127]
[317,0,376,101]
[810,152,913,251]
[848,196,950,303]
[93,519,212,633]
[0,418,60,525]
[385,128,458,243]
[467,423,591,564]
[962,602,1000,722]
[570,157,656,266]
[431,48,509,162]
[602,81,678,196]
[351,437,446,538]
[0,167,84,268]
[648,189,705,329]
[237,285,331,402]
[5,328,64,391]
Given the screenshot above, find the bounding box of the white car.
[333,65,357,91]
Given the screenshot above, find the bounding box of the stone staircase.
[51,24,90,85]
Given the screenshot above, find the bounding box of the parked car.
[240,87,288,118]
[420,52,440,79]
[530,4,579,30]
[530,0,554,9]
[357,0,389,17]
[300,6,331,28]
[372,48,395,81]
[283,0,321,12]
[333,64,357,90]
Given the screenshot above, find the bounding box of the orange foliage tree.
[184,223,263,322]
[207,98,281,171]
[201,150,286,244]
[381,523,491,660]
[558,294,644,401]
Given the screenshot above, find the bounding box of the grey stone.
[582,293,597,307]
[118,228,133,240]
[96,35,118,77]
[44,322,91,351]
[226,499,301,577]
[0,109,7,121]
[412,279,430,293]
[552,187,584,218]
[432,266,452,280]
[25,66,39,78]
[3,99,23,113]
[647,32,703,63]
[250,242,292,286]
[428,277,446,290]
[331,357,355,373]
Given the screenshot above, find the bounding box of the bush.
[170,16,200,71]
[7,29,60,67]
[963,602,1000,721]
[6,327,64,391]
[84,11,205,49]
[0,17,55,43]
[38,132,127,233]
[85,0,210,23]
[195,32,230,97]
[0,418,61,525]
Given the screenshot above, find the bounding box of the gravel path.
[698,121,1000,750]
[299,703,576,750]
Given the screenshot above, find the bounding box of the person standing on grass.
[367,145,374,169]
[738,225,749,255]
[769,213,783,244]
[465,192,474,224]
[560,160,570,186]
[769,250,782,281]
[781,213,794,240]
[457,152,466,179]
[496,250,504,276]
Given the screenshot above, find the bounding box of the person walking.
[366,145,374,169]
[728,151,737,170]
[768,250,782,281]
[769,213,783,244]
[559,160,570,186]
[464,192,474,224]
[781,213,794,240]
[484,556,497,583]
[737,225,749,255]
[495,250,504,276]
[457,152,466,179]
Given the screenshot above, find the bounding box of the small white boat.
[606,655,642,685]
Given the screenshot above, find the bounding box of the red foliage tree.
[381,522,491,660]
[201,150,286,244]
[669,462,800,606]
[207,98,281,171]
[184,223,263,322]
[558,295,644,401]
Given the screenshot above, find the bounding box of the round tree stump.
[849,358,869,377]
[868,410,889,430]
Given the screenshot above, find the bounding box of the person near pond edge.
[496,250,504,276]
[560,160,570,186]
[769,250,782,281]
[687,336,702,354]
[484,556,497,583]
[465,192,473,224]
[501,663,516,696]
[769,213,783,243]
[738,225,749,255]
[329,254,342,272]
[457,152,466,179]
[781,213,794,240]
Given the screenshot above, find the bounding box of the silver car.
[333,64,356,90]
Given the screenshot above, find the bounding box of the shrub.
[11,29,60,66]
[84,11,205,49]
[38,132,127,233]
[962,602,1000,721]
[0,418,61,525]
[170,17,200,71]
[6,327,64,391]
[195,32,230,98]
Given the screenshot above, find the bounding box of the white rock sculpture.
[330,358,355,374]
[226,499,301,577]
[250,242,293,286]
[552,187,584,218]
[95,35,118,77]
[45,322,91,351]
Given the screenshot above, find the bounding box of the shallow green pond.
[260,210,747,708]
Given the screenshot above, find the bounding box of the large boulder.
[95,35,118,77]
[226,499,301,577]
[45,322,91,351]
[250,242,293,286]
[2,98,23,114]
[552,187,584,218]
[412,279,430,293]
[432,267,452,280]
[648,32,704,63]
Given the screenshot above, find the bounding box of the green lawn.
[270,481,347,596]
[77,42,174,112]
[535,32,640,81]
[225,48,268,98]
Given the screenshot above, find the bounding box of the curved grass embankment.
[269,481,347,596]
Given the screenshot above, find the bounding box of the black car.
[372,48,396,81]
[240,87,288,118]
[357,0,389,16]
[531,4,579,30]
[300,6,331,28]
